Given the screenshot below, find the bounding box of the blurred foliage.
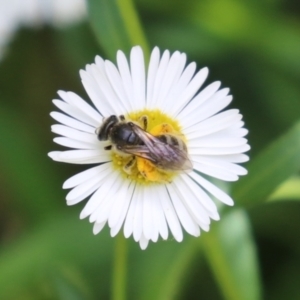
[0,0,300,299]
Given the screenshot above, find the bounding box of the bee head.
[96,115,118,141]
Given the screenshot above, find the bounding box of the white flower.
[49,46,250,249]
[0,0,87,60]
[19,0,87,27]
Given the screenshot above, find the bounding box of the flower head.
[49,46,250,249]
[0,0,87,60]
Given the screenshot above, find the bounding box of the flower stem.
[112,234,128,300]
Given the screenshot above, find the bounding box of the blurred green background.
[0,0,300,299]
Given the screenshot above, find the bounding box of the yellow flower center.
[110,109,186,185]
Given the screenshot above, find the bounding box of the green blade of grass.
[202,209,262,300]
[268,176,300,202]
[0,213,113,299]
[0,107,61,222]
[88,0,149,60]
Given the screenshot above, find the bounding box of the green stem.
[112,235,128,300]
[89,0,150,61]
[202,227,241,300]
[201,209,262,300]
[157,238,199,300]
[116,0,150,60]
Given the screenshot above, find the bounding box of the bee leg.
[104,145,112,150]
[123,156,136,174]
[139,115,148,130]
[119,115,125,121]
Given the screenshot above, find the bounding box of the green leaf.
[0,213,113,300]
[0,107,61,221]
[155,239,199,300]
[268,177,300,202]
[112,235,128,300]
[191,0,300,77]
[47,265,94,300]
[232,121,300,205]
[202,209,262,300]
[54,22,102,73]
[88,0,149,60]
[125,237,200,300]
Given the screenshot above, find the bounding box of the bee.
[96,115,192,180]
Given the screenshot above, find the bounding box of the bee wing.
[117,144,159,163]
[128,122,158,147]
[129,122,193,172]
[156,142,193,171]
[171,150,193,171]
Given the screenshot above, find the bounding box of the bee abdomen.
[157,134,187,151]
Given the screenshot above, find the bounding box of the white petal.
[178,81,222,120]
[90,176,123,223]
[147,187,159,242]
[191,156,248,176]
[105,60,131,113]
[181,94,232,130]
[53,137,97,149]
[80,69,115,117]
[150,221,159,242]
[52,100,99,127]
[130,46,146,110]
[108,181,134,229]
[110,182,134,237]
[188,136,248,149]
[167,184,200,237]
[216,154,249,163]
[155,51,186,111]
[50,112,95,133]
[95,178,125,224]
[158,185,183,242]
[191,154,249,164]
[80,170,119,219]
[170,67,209,116]
[152,190,168,240]
[117,50,134,111]
[192,161,239,181]
[148,50,170,109]
[85,63,117,113]
[165,61,197,108]
[48,150,110,164]
[179,174,218,214]
[66,176,103,205]
[172,176,214,225]
[89,63,124,114]
[58,91,102,122]
[51,124,98,144]
[63,163,111,189]
[139,234,149,250]
[133,186,143,242]
[189,172,234,206]
[123,184,139,238]
[184,110,242,138]
[185,116,247,139]
[142,188,154,240]
[188,144,251,156]
[146,47,160,108]
[93,221,106,235]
